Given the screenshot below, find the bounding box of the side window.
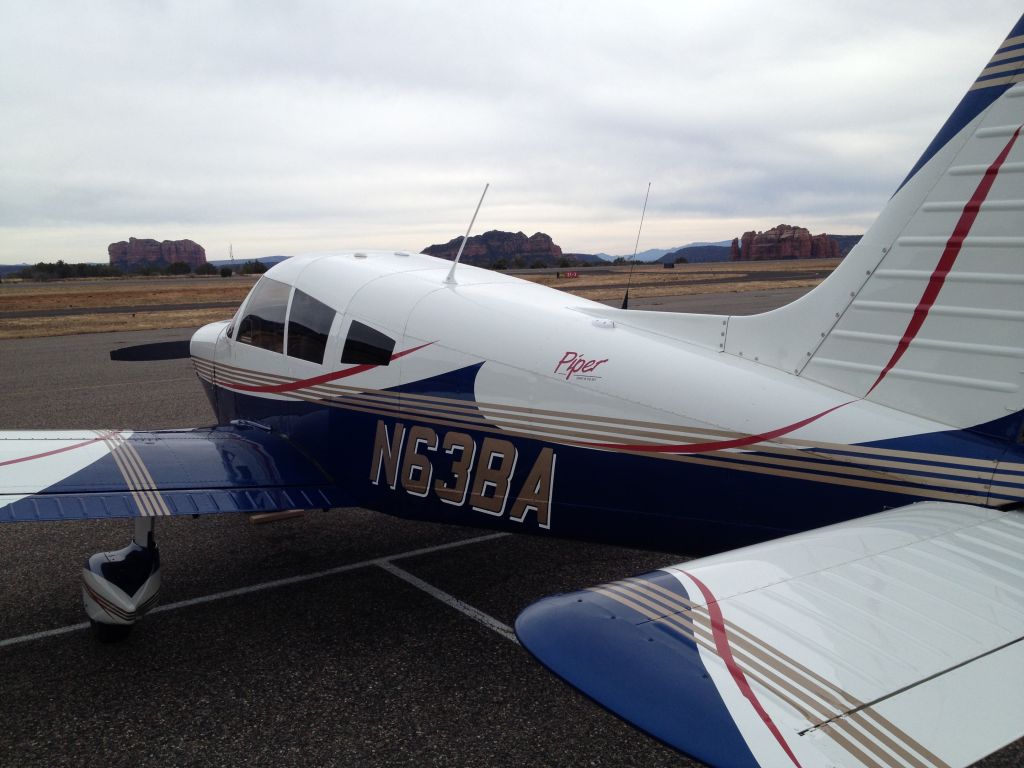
[287,289,335,365]
[236,277,291,353]
[342,320,396,366]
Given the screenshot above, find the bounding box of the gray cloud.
[0,0,1020,262]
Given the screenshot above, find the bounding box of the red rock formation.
[423,230,565,267]
[730,225,840,261]
[108,237,207,272]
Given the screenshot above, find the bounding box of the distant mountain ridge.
[595,240,733,262]
[658,245,732,264]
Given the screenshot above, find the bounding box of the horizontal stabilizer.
[516,502,1024,767]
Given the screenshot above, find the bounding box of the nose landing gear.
[82,517,161,641]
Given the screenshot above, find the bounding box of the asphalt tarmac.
[1,289,1020,768]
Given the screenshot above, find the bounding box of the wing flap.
[516,502,1024,767]
[0,427,350,521]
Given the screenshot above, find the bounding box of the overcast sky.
[1,1,1020,264]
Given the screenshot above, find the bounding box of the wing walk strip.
[96,431,171,517]
[192,359,1024,506]
[591,577,949,768]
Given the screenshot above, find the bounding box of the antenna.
[621,182,651,310]
[445,183,489,285]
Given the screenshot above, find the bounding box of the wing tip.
[516,572,761,767]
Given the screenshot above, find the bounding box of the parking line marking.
[0,532,510,649]
[0,622,91,648]
[378,560,519,644]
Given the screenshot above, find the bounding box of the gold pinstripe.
[634,576,950,768]
[190,358,1024,505]
[99,432,171,517]
[998,33,1024,50]
[992,47,1024,64]
[193,357,1024,462]
[101,434,158,517]
[192,356,1022,464]
[970,72,1024,90]
[970,32,1024,93]
[592,584,891,768]
[978,60,1024,77]
[304,390,997,503]
[592,578,950,768]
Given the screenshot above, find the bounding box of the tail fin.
[725,15,1024,432]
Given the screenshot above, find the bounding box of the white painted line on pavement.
[0,532,510,649]
[378,560,518,644]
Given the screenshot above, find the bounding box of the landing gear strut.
[82,517,161,641]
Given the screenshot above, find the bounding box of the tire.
[90,619,133,643]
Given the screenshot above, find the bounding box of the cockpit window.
[341,320,396,366]
[287,289,335,364]
[236,277,290,353]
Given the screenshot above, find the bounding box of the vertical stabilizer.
[724,16,1024,431]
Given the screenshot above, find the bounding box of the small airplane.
[3,13,1024,768]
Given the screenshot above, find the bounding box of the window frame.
[234,276,292,355]
[285,288,336,366]
[341,319,396,367]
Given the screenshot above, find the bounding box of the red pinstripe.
[684,570,803,768]
[0,431,119,467]
[867,124,1023,396]
[581,401,853,454]
[225,341,434,393]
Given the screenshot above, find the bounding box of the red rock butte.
[108,237,207,272]
[730,225,840,261]
[423,230,563,267]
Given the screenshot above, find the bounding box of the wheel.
[90,619,133,643]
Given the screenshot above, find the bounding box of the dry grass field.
[520,260,840,301]
[0,259,840,339]
[0,307,245,339]
[0,275,256,312]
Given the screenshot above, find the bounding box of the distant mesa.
[108,237,207,272]
[729,225,850,261]
[422,230,601,268]
[419,227,861,270]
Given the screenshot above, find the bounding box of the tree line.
[11,260,268,281]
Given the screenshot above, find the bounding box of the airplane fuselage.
[190,251,1024,553]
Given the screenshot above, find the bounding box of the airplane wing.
[515,502,1024,768]
[0,425,350,521]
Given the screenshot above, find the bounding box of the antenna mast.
[621,182,651,310]
[445,183,489,285]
